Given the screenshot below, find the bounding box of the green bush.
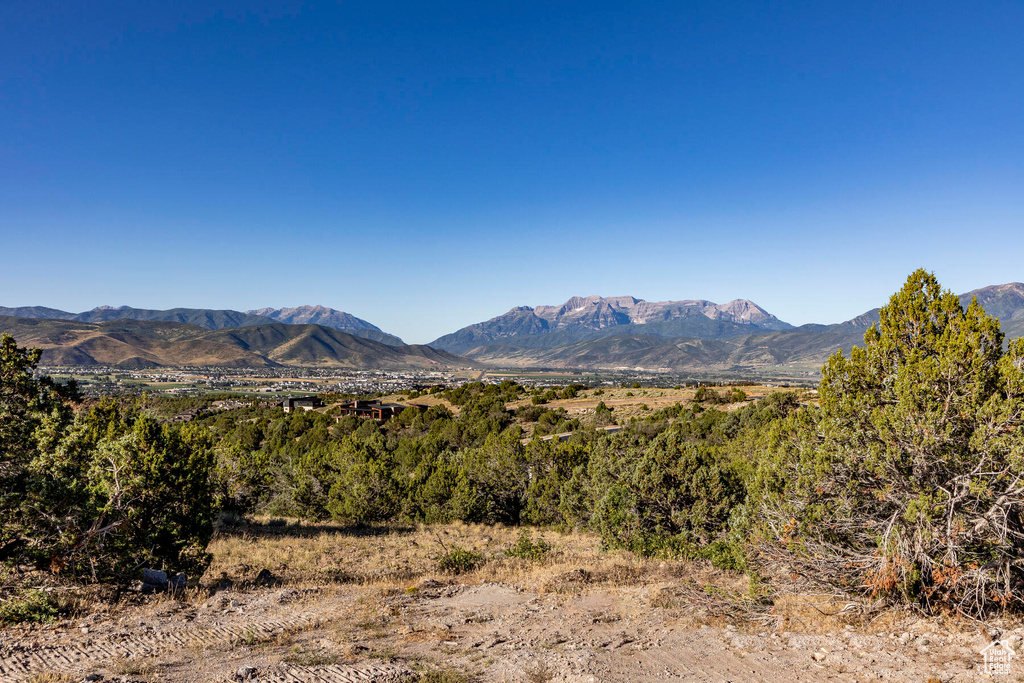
[0,335,216,582]
[84,414,216,577]
[436,545,485,574]
[698,540,747,572]
[0,590,58,625]
[596,432,742,551]
[504,531,551,561]
[693,386,724,404]
[593,401,615,427]
[751,270,1024,616]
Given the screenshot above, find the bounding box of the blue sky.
[1,1,1022,343]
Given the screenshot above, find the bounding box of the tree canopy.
[754,270,1024,614]
[1,333,215,581]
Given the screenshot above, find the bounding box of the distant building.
[337,399,428,422]
[334,399,374,418]
[282,396,324,413]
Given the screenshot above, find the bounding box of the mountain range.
[247,305,403,345]
[0,305,402,344]
[429,285,1024,374]
[429,295,792,354]
[0,317,468,370]
[3,283,1023,373]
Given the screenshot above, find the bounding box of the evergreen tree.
[1,334,215,581]
[754,270,1024,614]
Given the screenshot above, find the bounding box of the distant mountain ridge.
[74,306,276,329]
[433,283,1024,374]
[247,305,404,345]
[0,304,404,345]
[962,283,1024,339]
[429,294,792,354]
[4,283,1021,374]
[0,306,79,320]
[0,317,470,370]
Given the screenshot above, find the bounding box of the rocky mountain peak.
[246,306,404,345]
[712,299,775,324]
[429,293,794,354]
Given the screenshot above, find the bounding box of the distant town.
[37,366,462,398]
[36,364,812,400]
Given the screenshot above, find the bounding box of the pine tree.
[756,270,1024,615]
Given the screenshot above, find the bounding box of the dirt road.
[0,578,1002,682]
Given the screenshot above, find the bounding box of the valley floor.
[1,522,1013,682]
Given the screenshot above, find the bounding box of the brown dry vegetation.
[206,519,747,598]
[504,386,761,423]
[376,384,812,431]
[2,520,1012,682]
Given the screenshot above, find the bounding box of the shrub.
[694,386,727,404]
[0,335,216,582]
[505,531,551,561]
[698,540,747,572]
[455,431,529,524]
[83,415,216,577]
[0,590,58,625]
[436,545,485,574]
[515,405,549,422]
[726,388,747,403]
[752,270,1024,616]
[574,428,744,554]
[593,401,615,427]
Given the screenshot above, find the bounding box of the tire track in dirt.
[245,664,412,682]
[595,635,866,682]
[0,614,326,680]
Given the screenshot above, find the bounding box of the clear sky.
[2,1,1022,344]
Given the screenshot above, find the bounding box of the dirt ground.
[1,522,1018,683]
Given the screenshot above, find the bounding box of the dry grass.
[26,675,77,683]
[9,519,986,682]
[507,384,795,425]
[415,669,480,683]
[204,520,743,596]
[201,519,772,640]
[523,659,555,683]
[111,655,156,676]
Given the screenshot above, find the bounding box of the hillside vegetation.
[3,270,1024,622]
[0,317,471,369]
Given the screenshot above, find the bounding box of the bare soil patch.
[1,522,1014,682]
